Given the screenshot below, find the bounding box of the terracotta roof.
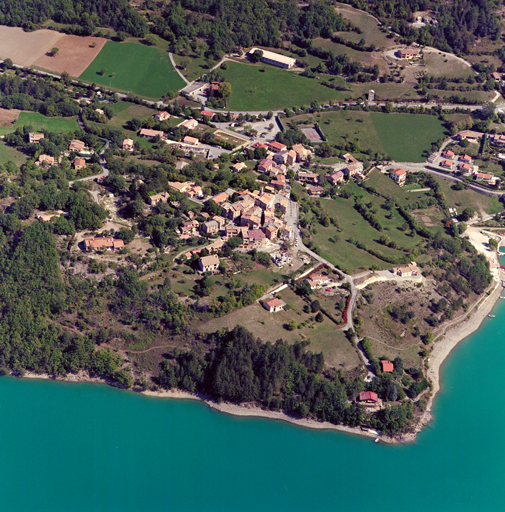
[381,360,394,373]
[392,168,406,176]
[264,297,283,308]
[359,391,378,402]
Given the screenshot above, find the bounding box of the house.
[262,297,286,312]
[491,72,503,81]
[241,215,261,229]
[183,136,199,146]
[74,158,86,170]
[279,199,289,214]
[458,163,472,172]
[268,141,287,153]
[212,215,227,229]
[198,254,220,273]
[180,220,199,235]
[393,262,419,277]
[84,238,124,251]
[475,172,496,185]
[202,220,219,234]
[442,150,455,159]
[148,192,170,205]
[457,130,483,144]
[243,228,268,249]
[298,171,319,183]
[231,162,247,172]
[69,139,85,152]
[440,160,453,169]
[271,179,286,190]
[139,128,164,139]
[326,170,344,185]
[178,119,199,130]
[390,168,406,185]
[492,134,505,146]
[399,48,420,59]
[29,133,44,144]
[307,185,324,196]
[201,111,215,120]
[224,225,247,240]
[255,192,275,210]
[123,138,134,151]
[263,225,278,240]
[306,274,330,289]
[291,143,313,162]
[248,47,296,68]
[250,142,268,150]
[258,159,275,174]
[342,153,359,164]
[211,192,230,204]
[37,154,55,166]
[381,360,394,373]
[273,151,288,165]
[345,162,363,176]
[359,391,378,403]
[154,111,170,121]
[186,185,203,198]
[459,154,472,163]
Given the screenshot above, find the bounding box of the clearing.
[79,41,185,100]
[219,61,348,111]
[0,112,79,136]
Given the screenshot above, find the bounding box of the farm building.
[181,81,208,98]
[248,47,296,68]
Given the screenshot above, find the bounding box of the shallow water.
[0,300,504,512]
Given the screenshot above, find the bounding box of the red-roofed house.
[268,141,287,153]
[201,111,215,120]
[359,391,378,403]
[381,360,394,373]
[258,159,275,173]
[440,160,453,169]
[154,111,170,121]
[442,150,455,159]
[263,297,285,313]
[326,171,344,185]
[458,163,472,172]
[459,154,472,163]
[74,158,86,170]
[390,168,406,185]
[211,192,229,204]
[84,238,125,251]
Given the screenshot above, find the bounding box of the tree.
[459,207,474,222]
[315,311,324,322]
[51,47,59,56]
[117,228,135,244]
[99,67,107,76]
[488,238,498,250]
[145,34,159,46]
[3,58,13,69]
[218,82,232,99]
[250,49,263,63]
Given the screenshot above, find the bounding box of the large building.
[248,48,296,69]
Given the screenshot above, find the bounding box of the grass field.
[0,112,80,136]
[370,113,447,162]
[199,287,361,368]
[79,41,185,99]
[219,61,348,111]
[0,140,27,166]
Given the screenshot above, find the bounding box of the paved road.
[168,52,190,85]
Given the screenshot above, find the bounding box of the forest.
[0,0,147,36]
[158,325,416,435]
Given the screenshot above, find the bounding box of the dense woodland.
[0,0,147,36]
[159,325,416,435]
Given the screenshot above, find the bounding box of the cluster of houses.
[256,141,313,181]
[29,133,91,170]
[439,149,474,173]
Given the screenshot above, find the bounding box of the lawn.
[0,140,27,166]
[172,53,214,82]
[79,41,186,100]
[199,287,362,369]
[0,112,80,136]
[219,61,348,111]
[434,178,503,216]
[370,113,448,162]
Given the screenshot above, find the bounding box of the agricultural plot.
[370,113,447,162]
[219,61,348,111]
[79,42,185,99]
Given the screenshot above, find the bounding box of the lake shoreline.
[16,276,502,445]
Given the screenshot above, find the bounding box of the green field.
[0,141,27,166]
[370,113,447,162]
[219,61,348,111]
[0,112,80,136]
[79,42,186,99]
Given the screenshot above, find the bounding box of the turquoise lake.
[1,301,505,512]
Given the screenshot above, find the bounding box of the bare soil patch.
[0,107,20,125]
[0,27,64,66]
[33,34,107,76]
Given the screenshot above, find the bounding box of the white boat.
[489,315,496,318]
[501,297,505,299]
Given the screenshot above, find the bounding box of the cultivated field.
[33,35,107,76]
[219,61,348,111]
[79,42,186,99]
[0,108,20,126]
[0,27,64,67]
